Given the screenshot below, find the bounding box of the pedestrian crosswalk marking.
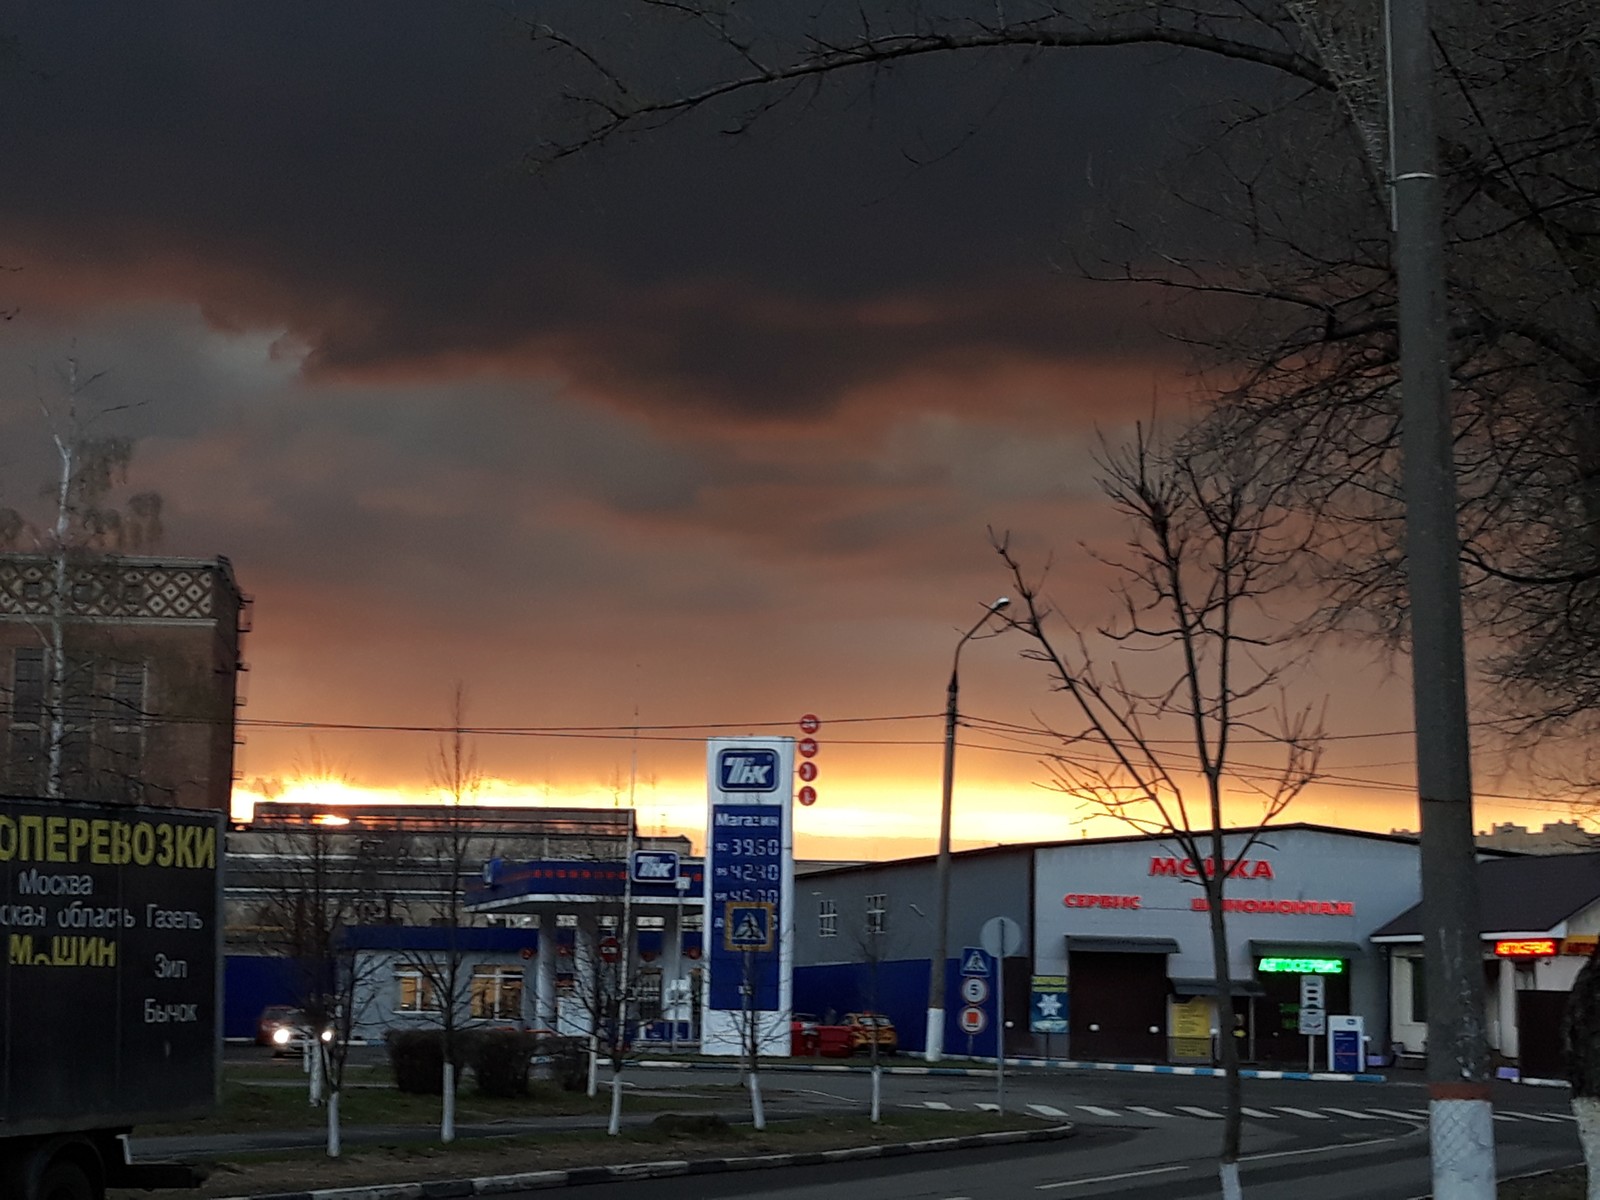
[905,1099,1572,1127]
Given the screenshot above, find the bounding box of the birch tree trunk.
[1563,946,1600,1197]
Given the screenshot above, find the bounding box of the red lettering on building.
[1189,897,1353,916]
[1062,893,1142,910]
[1148,856,1274,880]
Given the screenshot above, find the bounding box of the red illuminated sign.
[1190,897,1354,917]
[1063,893,1141,910]
[1150,856,1275,880]
[1494,939,1556,958]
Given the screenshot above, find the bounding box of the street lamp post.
[924,596,1010,1062]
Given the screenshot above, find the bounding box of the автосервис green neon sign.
[1256,957,1344,974]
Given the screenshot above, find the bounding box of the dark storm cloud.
[0,1,1223,419]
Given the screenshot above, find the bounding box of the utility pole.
[1386,0,1495,1194]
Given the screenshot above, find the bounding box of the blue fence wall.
[793,957,999,1057]
[224,955,302,1040]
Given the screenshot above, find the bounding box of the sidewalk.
[633,1055,1390,1084]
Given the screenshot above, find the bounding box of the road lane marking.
[976,1103,1000,1112]
[1176,1105,1223,1119]
[1028,1104,1069,1117]
[1508,1111,1567,1123]
[922,1101,953,1110]
[1036,1165,1187,1190]
[1272,1106,1329,1119]
[1240,1134,1401,1164]
[1240,1107,1279,1119]
[1321,1107,1380,1120]
[1369,1108,1429,1121]
[1127,1105,1177,1118]
[1075,1105,1121,1117]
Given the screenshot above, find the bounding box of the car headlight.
[272,1027,291,1044]
[320,1028,334,1043]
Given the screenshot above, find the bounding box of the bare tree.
[528,0,1600,732]
[0,356,164,800]
[846,905,898,1122]
[994,422,1322,1200]
[248,819,379,1157]
[390,685,483,1144]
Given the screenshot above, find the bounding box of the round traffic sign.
[961,976,989,1004]
[798,785,817,806]
[798,761,818,782]
[598,936,621,964]
[798,737,819,758]
[798,713,821,734]
[959,1006,988,1035]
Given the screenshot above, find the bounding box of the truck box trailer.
[0,795,221,1200]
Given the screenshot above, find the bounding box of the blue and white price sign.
[705,740,794,1017]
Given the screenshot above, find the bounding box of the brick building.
[0,553,248,812]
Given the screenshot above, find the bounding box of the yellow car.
[842,1012,897,1055]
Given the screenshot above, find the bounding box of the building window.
[12,648,43,725]
[1409,958,1427,1023]
[819,898,837,938]
[469,965,524,1020]
[866,893,887,935]
[7,649,146,799]
[396,969,439,1013]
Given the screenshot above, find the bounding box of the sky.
[0,2,1581,859]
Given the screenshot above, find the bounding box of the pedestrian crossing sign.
[960,947,990,977]
[723,901,775,952]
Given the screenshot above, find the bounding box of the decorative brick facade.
[0,554,247,811]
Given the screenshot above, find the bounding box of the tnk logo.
[630,850,680,883]
[718,748,780,792]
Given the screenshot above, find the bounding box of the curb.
[220,1123,1074,1200]
[635,1060,987,1078]
[635,1057,1386,1084]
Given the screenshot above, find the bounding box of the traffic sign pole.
[995,949,1005,1113]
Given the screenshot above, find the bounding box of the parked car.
[789,1012,821,1056]
[842,1012,897,1055]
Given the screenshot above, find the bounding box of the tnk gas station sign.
[702,737,795,1055]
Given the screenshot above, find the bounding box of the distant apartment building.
[0,553,249,812]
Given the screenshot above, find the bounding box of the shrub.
[537,1034,589,1092]
[473,1028,540,1097]
[385,1029,449,1095]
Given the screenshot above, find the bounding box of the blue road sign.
[960,947,990,977]
[724,901,775,952]
[1030,981,1069,1034]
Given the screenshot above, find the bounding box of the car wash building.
[793,823,1428,1065]
[1030,825,1425,1065]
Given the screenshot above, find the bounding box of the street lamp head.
[990,596,1011,612]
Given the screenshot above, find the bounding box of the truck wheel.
[38,1161,95,1200]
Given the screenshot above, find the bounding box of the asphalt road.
[524,1066,1581,1200]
